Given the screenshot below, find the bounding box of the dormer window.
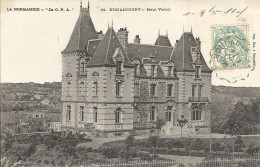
[151,65,155,76]
[113,48,124,75]
[116,61,122,74]
[168,66,172,76]
[195,66,200,78]
[134,65,138,75]
[81,62,85,73]
[133,59,140,75]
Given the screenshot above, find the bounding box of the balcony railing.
[92,96,98,102]
[115,74,124,82]
[134,96,140,102]
[65,121,71,127]
[188,97,209,102]
[116,96,123,102]
[115,123,123,130]
[79,96,85,101]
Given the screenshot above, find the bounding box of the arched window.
[92,72,99,96]
[165,106,173,122]
[191,105,202,120]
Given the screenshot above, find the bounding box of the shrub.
[204,147,210,153]
[43,135,58,150]
[192,139,204,150]
[44,160,49,165]
[138,152,154,161]
[147,136,159,148]
[51,160,55,165]
[212,142,221,152]
[120,149,137,161]
[165,140,175,149]
[101,147,120,158]
[234,136,245,152]
[76,132,86,141]
[125,135,135,148]
[245,144,259,155]
[173,140,185,148]
[155,117,165,132]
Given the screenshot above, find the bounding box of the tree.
[15,127,21,134]
[177,115,188,138]
[155,117,165,132]
[221,99,260,135]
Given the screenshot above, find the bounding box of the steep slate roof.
[87,39,102,57]
[62,8,98,53]
[155,35,172,47]
[171,32,212,72]
[127,43,174,62]
[87,28,132,67]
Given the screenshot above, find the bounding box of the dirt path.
[77,134,149,149]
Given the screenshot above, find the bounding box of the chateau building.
[61,3,212,136]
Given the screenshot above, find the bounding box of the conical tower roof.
[62,5,98,53]
[155,35,172,47]
[170,32,211,72]
[87,27,132,67]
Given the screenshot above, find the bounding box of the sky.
[1,0,260,87]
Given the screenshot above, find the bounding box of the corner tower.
[86,27,135,136]
[61,2,98,131]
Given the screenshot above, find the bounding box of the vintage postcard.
[1,0,260,167]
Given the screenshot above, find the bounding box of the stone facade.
[61,4,212,136]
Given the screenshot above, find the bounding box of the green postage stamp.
[211,24,250,70]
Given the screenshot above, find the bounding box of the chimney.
[116,27,129,52]
[175,40,179,47]
[195,37,201,61]
[134,35,141,44]
[97,30,104,40]
[195,37,201,49]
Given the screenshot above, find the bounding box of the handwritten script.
[183,6,248,17]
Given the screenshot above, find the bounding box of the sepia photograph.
[1,0,260,166]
